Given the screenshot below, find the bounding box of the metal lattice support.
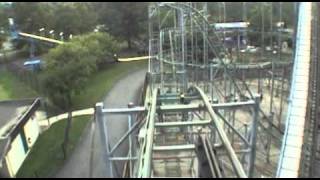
[94,2,299,178]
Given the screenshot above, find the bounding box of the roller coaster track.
[95,82,262,177]
[300,3,320,178]
[93,2,315,178]
[310,4,320,177]
[276,2,312,178]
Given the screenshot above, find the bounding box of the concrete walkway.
[55,67,147,178]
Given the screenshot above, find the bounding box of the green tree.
[41,41,96,158]
[42,32,119,111]
[53,3,98,37]
[0,4,10,49]
[41,31,119,157]
[11,2,55,34]
[245,2,296,46]
[225,2,243,22]
[72,32,120,66]
[0,35,5,49]
[0,5,9,31]
[11,2,98,38]
[96,2,148,49]
[10,2,99,55]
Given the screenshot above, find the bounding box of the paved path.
[55,68,147,178]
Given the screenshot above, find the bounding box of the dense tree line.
[94,2,148,49]
[206,2,296,47]
[208,2,295,29]
[0,4,10,49]
[11,2,98,39]
[4,2,148,49]
[0,2,296,50]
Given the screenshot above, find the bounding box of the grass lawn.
[0,68,38,100]
[72,60,147,110]
[16,115,91,178]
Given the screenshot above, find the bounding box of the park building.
[0,98,43,177]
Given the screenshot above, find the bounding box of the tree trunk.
[128,37,132,49]
[62,95,73,160]
[62,110,72,160]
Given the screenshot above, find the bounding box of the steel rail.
[193,85,247,178]
[137,88,159,178]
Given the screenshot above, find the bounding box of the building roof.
[0,99,35,138]
[23,60,41,66]
[0,98,40,168]
[214,22,249,29]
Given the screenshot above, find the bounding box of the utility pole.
[223,2,226,36]
[277,2,283,127]
[270,2,273,49]
[261,3,265,58]
[243,2,247,44]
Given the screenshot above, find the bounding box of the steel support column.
[96,102,113,177]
